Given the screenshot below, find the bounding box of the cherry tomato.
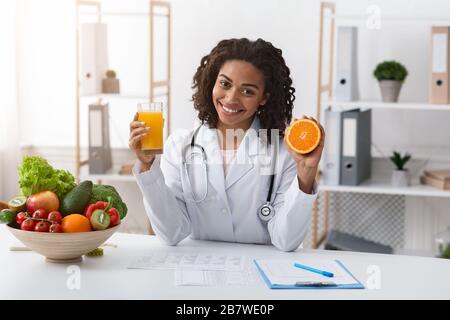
[32,209,48,220]
[48,211,62,224]
[16,212,28,225]
[34,221,50,232]
[21,218,36,231]
[49,222,62,233]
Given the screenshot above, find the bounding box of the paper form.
[174,269,258,286]
[127,253,245,271]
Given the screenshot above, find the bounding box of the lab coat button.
[221,208,227,214]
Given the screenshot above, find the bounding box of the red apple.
[26,191,59,213]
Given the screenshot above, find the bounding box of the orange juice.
[138,111,163,154]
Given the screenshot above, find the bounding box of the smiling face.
[212,60,268,131]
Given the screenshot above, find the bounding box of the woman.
[129,38,324,251]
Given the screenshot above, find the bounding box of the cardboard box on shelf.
[421,169,450,189]
[424,169,450,182]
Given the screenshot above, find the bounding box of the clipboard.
[254,259,364,289]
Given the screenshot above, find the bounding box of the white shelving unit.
[80,173,136,182]
[312,2,450,250]
[322,100,450,198]
[319,178,450,198]
[328,100,450,111]
[80,94,150,100]
[75,0,171,183]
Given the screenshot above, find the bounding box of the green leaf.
[389,151,412,170]
[373,61,408,81]
[17,156,76,199]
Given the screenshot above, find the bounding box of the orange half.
[285,118,321,154]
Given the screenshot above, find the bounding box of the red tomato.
[107,209,120,227]
[21,218,36,231]
[49,222,62,233]
[34,221,50,232]
[48,211,62,223]
[32,209,48,220]
[16,212,28,225]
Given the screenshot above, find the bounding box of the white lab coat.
[133,118,317,251]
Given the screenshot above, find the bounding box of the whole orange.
[61,214,92,233]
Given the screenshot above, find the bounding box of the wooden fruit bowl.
[6,224,120,263]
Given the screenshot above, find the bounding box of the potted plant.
[373,61,408,102]
[435,227,450,259]
[389,151,411,187]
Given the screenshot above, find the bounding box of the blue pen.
[293,263,334,278]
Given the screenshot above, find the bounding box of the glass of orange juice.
[137,102,164,154]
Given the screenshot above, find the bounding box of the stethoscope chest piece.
[258,203,275,222]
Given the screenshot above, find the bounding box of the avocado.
[60,180,93,216]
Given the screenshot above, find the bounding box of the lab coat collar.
[194,117,265,205]
[225,117,261,190]
[196,122,226,205]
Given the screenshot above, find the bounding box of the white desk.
[1,225,449,300]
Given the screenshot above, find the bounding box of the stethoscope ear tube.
[258,137,278,222]
[183,126,208,202]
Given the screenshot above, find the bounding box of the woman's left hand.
[284,116,325,194]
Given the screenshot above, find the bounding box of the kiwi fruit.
[90,209,110,230]
[8,195,27,213]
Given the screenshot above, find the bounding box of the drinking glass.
[137,102,164,154]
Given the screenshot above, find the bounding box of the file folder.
[340,108,371,185]
[335,26,359,101]
[322,109,343,185]
[80,23,109,95]
[430,26,450,104]
[254,259,364,289]
[88,102,112,174]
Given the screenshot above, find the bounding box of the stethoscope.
[182,126,276,222]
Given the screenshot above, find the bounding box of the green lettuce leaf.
[18,156,76,200]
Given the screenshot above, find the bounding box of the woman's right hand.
[129,113,155,171]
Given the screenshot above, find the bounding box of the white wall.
[334,0,450,161]
[9,0,450,248]
[12,0,450,157]
[16,0,322,147]
[17,0,77,148]
[15,0,450,160]
[171,0,450,160]
[170,0,321,131]
[0,1,20,200]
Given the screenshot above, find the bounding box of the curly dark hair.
[192,38,295,139]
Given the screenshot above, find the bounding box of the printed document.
[174,269,259,286]
[127,253,245,271]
